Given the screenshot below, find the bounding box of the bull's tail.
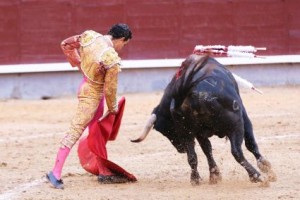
[242,107,261,160]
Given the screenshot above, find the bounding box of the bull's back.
[181,58,244,136]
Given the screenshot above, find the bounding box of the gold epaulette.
[80,30,102,47]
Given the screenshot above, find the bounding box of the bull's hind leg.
[228,131,263,183]
[186,141,201,185]
[196,136,222,184]
[242,109,277,182]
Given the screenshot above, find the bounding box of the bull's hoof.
[257,157,271,173]
[209,166,222,184]
[259,178,270,187]
[191,179,200,185]
[257,157,277,182]
[190,170,201,186]
[257,175,270,187]
[249,173,271,188]
[249,173,261,183]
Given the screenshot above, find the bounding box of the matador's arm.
[104,65,120,113]
[60,35,81,68]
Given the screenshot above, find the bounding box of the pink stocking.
[52,147,71,180]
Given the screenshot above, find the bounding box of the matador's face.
[113,38,130,53]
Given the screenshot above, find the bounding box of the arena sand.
[0,86,299,200]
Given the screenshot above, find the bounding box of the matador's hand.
[109,109,118,115]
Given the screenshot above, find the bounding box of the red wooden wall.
[0,0,299,64]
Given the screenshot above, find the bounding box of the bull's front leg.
[186,141,201,185]
[197,136,222,184]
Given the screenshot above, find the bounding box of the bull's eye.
[232,100,240,111]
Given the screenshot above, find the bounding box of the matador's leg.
[49,81,103,188]
[61,81,103,148]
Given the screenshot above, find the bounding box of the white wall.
[1,55,300,99]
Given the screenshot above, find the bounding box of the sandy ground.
[0,86,299,200]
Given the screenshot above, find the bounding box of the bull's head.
[131,105,187,153]
[131,55,205,152]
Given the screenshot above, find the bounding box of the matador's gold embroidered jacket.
[61,30,121,112]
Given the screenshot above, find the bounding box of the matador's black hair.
[108,23,132,41]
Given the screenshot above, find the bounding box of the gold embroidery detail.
[79,30,121,84]
[80,30,101,47]
[61,81,104,148]
[101,48,121,68]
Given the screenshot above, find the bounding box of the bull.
[132,54,276,185]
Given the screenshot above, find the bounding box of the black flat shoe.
[46,171,64,189]
[98,175,132,184]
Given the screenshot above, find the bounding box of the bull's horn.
[131,114,157,143]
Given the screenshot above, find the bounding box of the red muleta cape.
[77,96,137,181]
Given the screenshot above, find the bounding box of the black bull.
[132,54,276,185]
